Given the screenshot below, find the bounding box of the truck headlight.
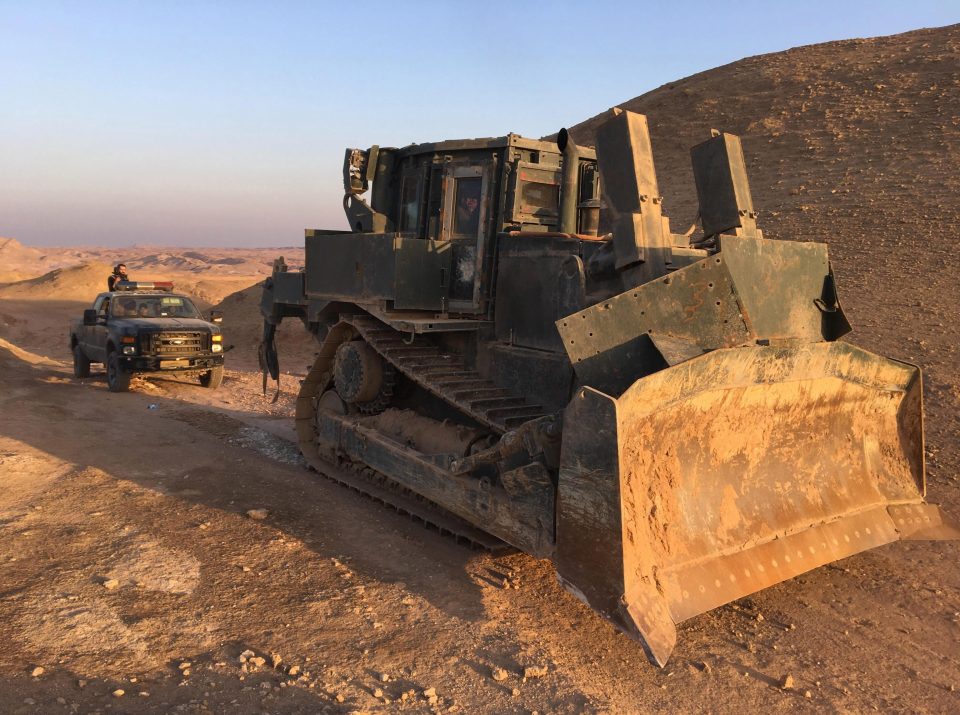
[122,345,136,355]
[212,344,222,353]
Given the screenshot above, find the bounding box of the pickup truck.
[70,281,225,392]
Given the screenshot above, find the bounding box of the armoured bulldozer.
[259,108,958,666]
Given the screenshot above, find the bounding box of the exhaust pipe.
[557,128,579,234]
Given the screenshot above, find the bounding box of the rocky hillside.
[568,25,959,252]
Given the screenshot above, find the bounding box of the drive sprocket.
[333,339,395,414]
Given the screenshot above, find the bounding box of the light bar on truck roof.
[114,281,175,292]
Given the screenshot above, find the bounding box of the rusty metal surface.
[558,253,747,395]
[615,342,925,568]
[557,237,850,396]
[690,132,757,237]
[719,235,830,341]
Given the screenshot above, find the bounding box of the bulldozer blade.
[555,340,959,667]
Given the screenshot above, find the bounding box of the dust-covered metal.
[258,108,958,666]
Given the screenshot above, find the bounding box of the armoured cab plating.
[283,136,600,324]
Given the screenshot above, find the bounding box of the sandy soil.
[2,318,957,715]
[1,23,959,715]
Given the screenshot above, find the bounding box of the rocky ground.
[1,336,957,715]
[0,23,958,715]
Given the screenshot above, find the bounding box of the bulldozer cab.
[332,137,598,316]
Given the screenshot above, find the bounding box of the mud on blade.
[554,341,958,666]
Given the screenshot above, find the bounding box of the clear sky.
[1,1,956,247]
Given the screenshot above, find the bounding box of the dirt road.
[0,318,957,715]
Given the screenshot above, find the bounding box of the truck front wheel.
[106,350,132,392]
[200,365,224,389]
[73,344,91,378]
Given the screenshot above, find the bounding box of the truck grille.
[147,332,207,355]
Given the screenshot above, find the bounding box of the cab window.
[399,175,420,232]
[95,297,110,319]
[112,298,139,317]
[453,177,482,237]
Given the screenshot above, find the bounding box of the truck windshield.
[111,296,203,319]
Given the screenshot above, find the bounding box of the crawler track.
[293,316,519,551]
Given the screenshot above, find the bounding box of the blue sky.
[1,1,956,247]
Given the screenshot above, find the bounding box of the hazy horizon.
[2,1,956,248]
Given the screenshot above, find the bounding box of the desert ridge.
[0,241,312,371]
[0,238,304,300]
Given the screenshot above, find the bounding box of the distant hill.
[0,242,305,288]
[0,261,260,309]
[0,262,114,301]
[0,238,56,282]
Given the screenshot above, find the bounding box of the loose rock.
[112,689,125,697]
[781,674,795,690]
[102,578,120,590]
[423,687,436,698]
[491,666,509,682]
[239,650,255,664]
[373,687,383,698]
[288,665,301,676]
[271,653,282,668]
[249,656,267,668]
[30,666,45,677]
[246,508,269,520]
[523,665,548,679]
[378,672,390,682]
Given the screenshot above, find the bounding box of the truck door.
[440,164,494,313]
[90,296,110,362]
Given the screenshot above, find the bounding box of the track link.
[309,455,506,550]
